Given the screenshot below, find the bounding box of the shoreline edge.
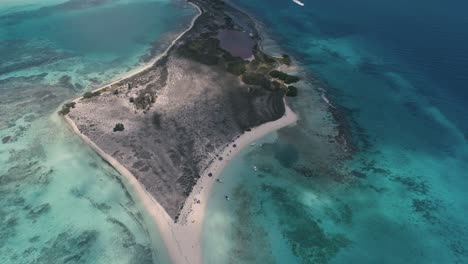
[61,2,299,263]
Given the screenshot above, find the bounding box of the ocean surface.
[203,0,468,263]
[0,0,197,263]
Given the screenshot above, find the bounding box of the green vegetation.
[286,85,298,97]
[271,80,281,90]
[177,37,220,65]
[82,91,101,99]
[174,16,299,98]
[221,52,248,75]
[269,70,283,79]
[255,51,276,64]
[262,184,350,264]
[241,73,271,89]
[113,123,125,132]
[281,54,292,65]
[133,92,156,110]
[58,102,76,115]
[226,61,247,75]
[255,64,273,75]
[269,70,300,84]
[65,102,76,108]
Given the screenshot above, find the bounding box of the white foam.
[321,94,336,108]
[292,0,305,6]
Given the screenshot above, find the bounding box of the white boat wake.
[292,0,305,6]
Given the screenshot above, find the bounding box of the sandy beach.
[63,100,297,264]
[173,100,297,263]
[61,1,300,263]
[69,2,202,103]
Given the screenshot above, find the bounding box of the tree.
[281,54,292,65]
[286,86,298,97]
[83,91,101,99]
[113,123,125,132]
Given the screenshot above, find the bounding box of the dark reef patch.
[57,75,75,90]
[27,203,51,220]
[2,135,12,144]
[324,202,353,226]
[359,159,390,176]
[412,198,441,224]
[33,230,98,264]
[0,210,18,248]
[106,217,137,248]
[293,164,347,183]
[228,184,275,263]
[262,184,350,263]
[271,143,299,168]
[350,170,367,179]
[128,244,154,264]
[392,175,429,195]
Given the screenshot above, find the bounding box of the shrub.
[271,80,281,90]
[65,102,76,108]
[284,75,300,84]
[281,54,292,65]
[286,85,298,97]
[83,91,101,99]
[58,102,76,115]
[226,61,247,76]
[133,93,155,110]
[269,70,285,79]
[255,51,276,64]
[241,73,271,89]
[269,70,300,84]
[177,37,220,65]
[58,107,70,115]
[113,123,125,132]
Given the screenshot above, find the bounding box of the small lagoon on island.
[217,30,255,59]
[203,0,468,263]
[0,0,197,263]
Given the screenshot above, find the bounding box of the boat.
[292,0,305,6]
[253,166,258,171]
[225,195,230,201]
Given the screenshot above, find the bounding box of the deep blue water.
[244,0,468,131]
[203,0,468,263]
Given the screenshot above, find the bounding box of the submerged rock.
[2,135,12,144]
[34,230,98,264]
[27,203,51,219]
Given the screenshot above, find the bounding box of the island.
[61,0,299,263]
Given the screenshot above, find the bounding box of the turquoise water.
[0,0,197,263]
[203,0,468,263]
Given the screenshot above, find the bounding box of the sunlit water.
[203,0,468,263]
[0,0,197,263]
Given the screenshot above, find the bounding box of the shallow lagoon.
[203,0,468,263]
[0,0,197,263]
